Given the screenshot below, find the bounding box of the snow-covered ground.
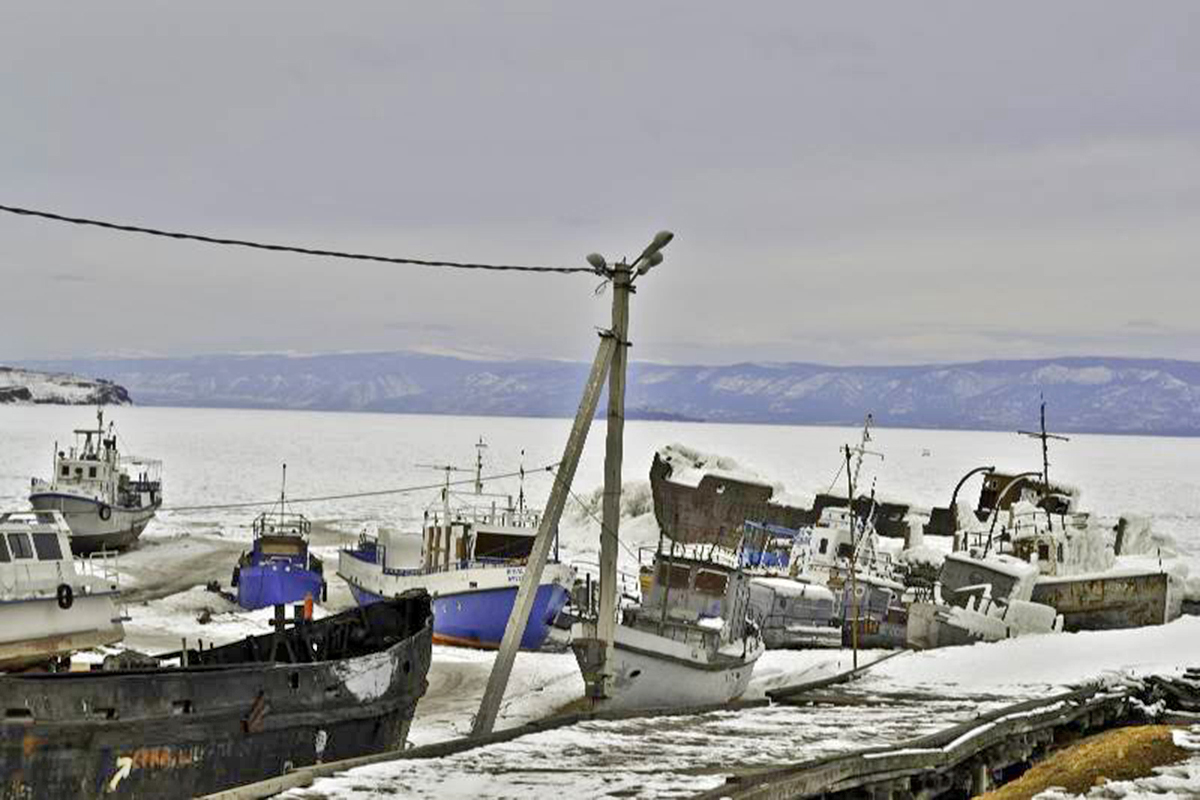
[1,406,1198,798]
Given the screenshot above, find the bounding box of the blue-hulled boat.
[233,466,326,611]
[336,440,575,650]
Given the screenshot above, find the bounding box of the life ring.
[98,504,112,521]
[231,567,240,588]
[56,583,74,610]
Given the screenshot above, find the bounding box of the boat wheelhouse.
[0,510,124,671]
[232,467,325,611]
[28,408,162,554]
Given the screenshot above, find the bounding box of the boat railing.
[80,548,121,587]
[427,504,543,531]
[379,556,535,578]
[253,511,311,538]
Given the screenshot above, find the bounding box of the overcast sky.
[1,3,1197,366]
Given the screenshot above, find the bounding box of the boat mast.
[842,415,882,671]
[474,437,487,496]
[1018,397,1069,528]
[279,463,287,526]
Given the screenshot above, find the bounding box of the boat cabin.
[37,409,162,509]
[419,506,546,573]
[637,549,750,631]
[977,471,1079,516]
[0,511,82,591]
[248,511,318,569]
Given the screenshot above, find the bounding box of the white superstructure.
[0,510,125,670]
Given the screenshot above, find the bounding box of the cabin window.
[75,468,83,477]
[1038,543,1050,561]
[818,538,829,555]
[656,563,691,589]
[474,532,535,560]
[6,534,33,560]
[0,537,9,562]
[60,465,70,477]
[88,467,97,478]
[694,569,728,596]
[837,543,854,560]
[33,533,63,561]
[1057,543,1064,561]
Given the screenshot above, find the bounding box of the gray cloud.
[1,2,1197,365]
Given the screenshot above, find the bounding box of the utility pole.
[596,258,631,681]
[472,231,673,736]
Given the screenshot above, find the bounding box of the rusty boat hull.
[1,594,433,800]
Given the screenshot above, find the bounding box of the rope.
[0,204,598,275]
[553,467,641,562]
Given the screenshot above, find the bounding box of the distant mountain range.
[0,366,130,406]
[10,353,1200,435]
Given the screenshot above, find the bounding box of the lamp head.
[636,251,664,275]
[585,253,607,271]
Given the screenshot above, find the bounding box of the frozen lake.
[2,405,1199,798]
[2,404,1197,548]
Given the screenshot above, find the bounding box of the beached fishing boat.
[338,441,573,649]
[572,546,763,710]
[232,466,326,611]
[0,594,433,800]
[0,510,124,671]
[28,408,161,554]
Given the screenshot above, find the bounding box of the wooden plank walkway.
[696,685,1134,799]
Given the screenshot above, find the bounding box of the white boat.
[0,510,124,670]
[572,546,763,710]
[28,408,161,553]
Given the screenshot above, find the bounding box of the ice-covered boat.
[232,467,326,611]
[906,551,1063,649]
[572,545,764,710]
[0,594,433,800]
[0,510,124,671]
[938,403,1184,631]
[741,522,841,649]
[338,443,573,650]
[28,408,161,554]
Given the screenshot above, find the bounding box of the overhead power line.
[160,463,558,513]
[0,203,597,275]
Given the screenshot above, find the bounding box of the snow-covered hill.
[0,366,130,406]
[15,353,1200,435]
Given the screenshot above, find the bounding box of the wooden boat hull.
[0,596,433,800]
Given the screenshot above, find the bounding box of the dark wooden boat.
[1,593,433,800]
